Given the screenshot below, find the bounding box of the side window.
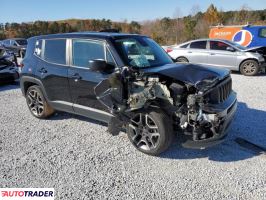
[43,39,66,65]
[189,41,207,49]
[210,41,230,51]
[34,40,43,57]
[180,43,189,48]
[72,39,105,68]
[10,40,16,46]
[3,40,10,45]
[259,28,266,38]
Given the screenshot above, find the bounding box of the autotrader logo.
[232,30,253,47]
[0,188,54,200]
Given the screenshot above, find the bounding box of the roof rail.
[210,22,251,28]
[99,29,120,33]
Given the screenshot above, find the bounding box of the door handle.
[38,67,47,73]
[71,73,82,82]
[187,51,192,53]
[210,53,216,55]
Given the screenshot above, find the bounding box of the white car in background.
[165,39,265,76]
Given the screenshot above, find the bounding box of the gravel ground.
[0,73,266,200]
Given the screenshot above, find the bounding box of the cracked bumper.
[182,92,237,149]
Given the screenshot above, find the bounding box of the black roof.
[33,32,147,40]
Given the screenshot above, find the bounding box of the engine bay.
[94,66,233,143]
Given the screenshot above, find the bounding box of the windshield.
[15,39,27,45]
[114,37,173,68]
[226,40,247,50]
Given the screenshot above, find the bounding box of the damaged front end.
[95,65,237,149]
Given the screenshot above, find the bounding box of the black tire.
[176,57,189,63]
[26,85,54,119]
[127,109,173,156]
[240,60,259,76]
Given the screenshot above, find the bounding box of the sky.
[1,0,266,23]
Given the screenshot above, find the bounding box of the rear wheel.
[176,57,188,63]
[127,109,173,156]
[26,85,54,118]
[240,60,259,76]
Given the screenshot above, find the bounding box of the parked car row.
[164,38,266,76]
[0,47,19,84]
[0,38,26,83]
[0,38,27,58]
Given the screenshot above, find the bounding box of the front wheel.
[240,60,259,76]
[127,109,173,156]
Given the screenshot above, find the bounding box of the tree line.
[0,4,266,45]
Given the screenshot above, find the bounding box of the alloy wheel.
[27,89,44,117]
[128,113,160,151]
[243,62,256,74]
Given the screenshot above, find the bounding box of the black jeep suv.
[20,32,237,155]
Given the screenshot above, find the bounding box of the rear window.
[189,41,206,49]
[259,28,266,38]
[15,39,27,45]
[43,39,66,65]
[180,43,189,48]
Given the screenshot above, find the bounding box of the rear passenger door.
[187,40,208,64]
[68,39,116,121]
[35,38,72,110]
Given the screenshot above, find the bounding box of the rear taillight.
[166,48,173,53]
[19,63,24,68]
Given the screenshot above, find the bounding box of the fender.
[20,75,50,101]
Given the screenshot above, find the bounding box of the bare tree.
[236,4,252,24]
[173,7,183,44]
[190,4,201,17]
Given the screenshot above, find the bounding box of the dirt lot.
[0,73,266,200]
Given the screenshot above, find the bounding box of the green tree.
[76,20,85,31]
[184,17,197,40]
[49,22,60,34]
[129,21,141,33]
[204,4,221,25]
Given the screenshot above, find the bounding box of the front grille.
[206,77,232,104]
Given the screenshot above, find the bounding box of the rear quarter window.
[34,39,43,57]
[43,39,66,65]
[180,43,189,48]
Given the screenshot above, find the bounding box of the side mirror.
[226,46,235,52]
[89,59,115,74]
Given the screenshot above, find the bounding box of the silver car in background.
[167,39,265,76]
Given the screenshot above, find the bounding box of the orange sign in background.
[209,27,241,40]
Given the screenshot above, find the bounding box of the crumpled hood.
[141,63,230,91]
[243,46,264,52]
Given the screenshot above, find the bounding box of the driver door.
[68,38,116,122]
[207,40,238,69]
